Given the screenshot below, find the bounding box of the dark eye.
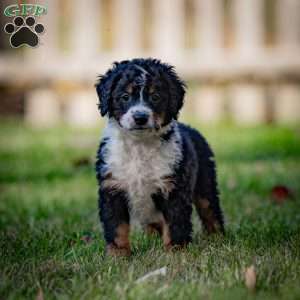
[120,93,130,102]
[151,93,160,103]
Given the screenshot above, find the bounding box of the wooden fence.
[0,0,300,126]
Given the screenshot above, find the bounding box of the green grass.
[0,120,300,300]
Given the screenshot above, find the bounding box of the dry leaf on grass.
[136,267,167,283]
[245,265,256,291]
[36,288,44,300]
[271,185,293,204]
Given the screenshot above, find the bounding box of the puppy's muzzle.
[133,111,149,126]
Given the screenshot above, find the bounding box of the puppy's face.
[96,59,185,132]
[110,67,169,131]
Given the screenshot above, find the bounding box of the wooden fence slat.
[274,84,300,123]
[70,0,101,58]
[195,0,223,56]
[113,0,142,56]
[152,0,184,60]
[229,84,267,124]
[25,89,60,126]
[232,0,264,57]
[194,86,225,123]
[277,0,300,54]
[65,90,100,127]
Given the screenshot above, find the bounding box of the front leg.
[153,189,193,250]
[99,188,131,256]
[165,190,193,249]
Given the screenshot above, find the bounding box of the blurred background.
[1,2,300,298]
[0,0,300,127]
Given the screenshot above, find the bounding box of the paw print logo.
[4,16,45,48]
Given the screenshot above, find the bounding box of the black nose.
[133,111,149,126]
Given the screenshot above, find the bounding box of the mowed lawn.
[0,120,300,300]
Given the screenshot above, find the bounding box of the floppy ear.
[164,66,186,120]
[95,62,124,117]
[96,72,116,117]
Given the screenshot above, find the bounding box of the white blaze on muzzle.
[119,66,156,131]
[119,104,154,130]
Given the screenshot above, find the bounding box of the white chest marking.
[102,121,182,225]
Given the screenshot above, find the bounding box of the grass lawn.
[0,120,300,300]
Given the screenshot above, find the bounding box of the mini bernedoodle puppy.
[95,58,224,256]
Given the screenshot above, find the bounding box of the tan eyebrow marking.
[126,83,133,94]
[149,85,155,94]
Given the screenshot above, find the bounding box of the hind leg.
[194,156,225,234]
[194,197,224,234]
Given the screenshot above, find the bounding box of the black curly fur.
[95,58,224,252]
